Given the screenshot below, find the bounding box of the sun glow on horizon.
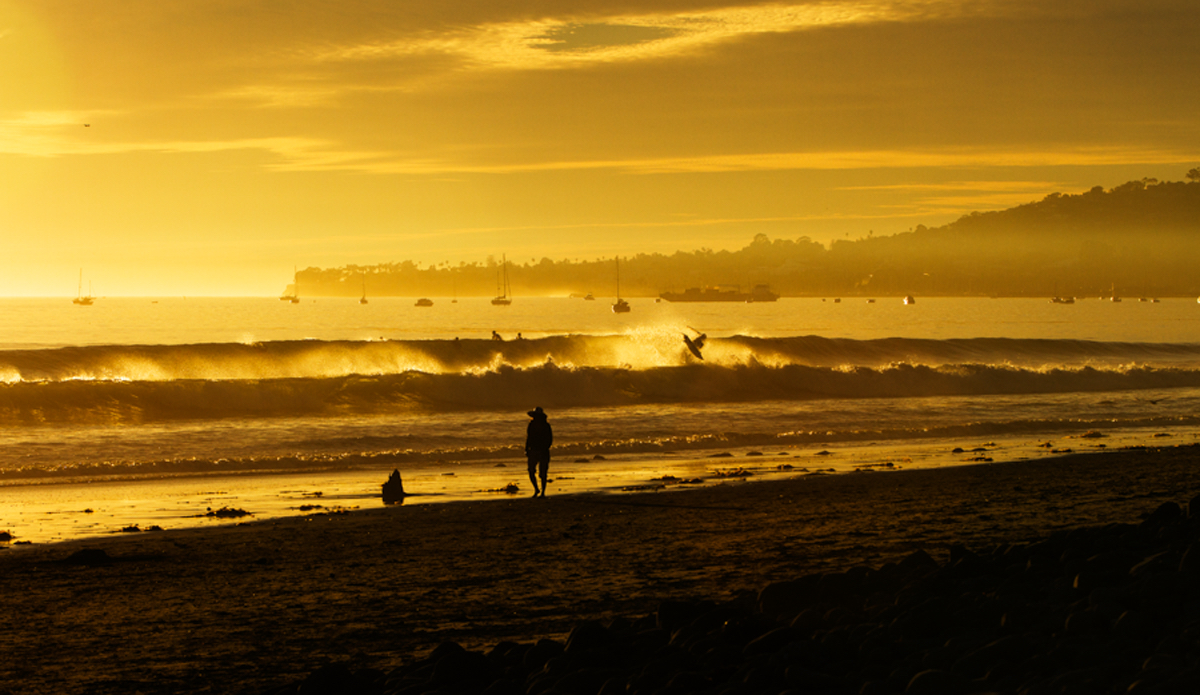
[1,0,1198,296]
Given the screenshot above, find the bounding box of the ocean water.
[3,295,1200,543]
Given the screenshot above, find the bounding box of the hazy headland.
[291,173,1200,300]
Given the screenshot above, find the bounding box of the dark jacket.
[525,416,553,455]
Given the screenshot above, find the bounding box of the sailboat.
[72,269,95,305]
[491,254,512,306]
[1050,281,1074,304]
[611,256,630,313]
[359,275,368,305]
[280,267,300,303]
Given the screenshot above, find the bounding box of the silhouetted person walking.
[525,406,553,497]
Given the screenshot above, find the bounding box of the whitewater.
[3,295,1199,542]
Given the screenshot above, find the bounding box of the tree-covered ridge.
[296,172,1200,299]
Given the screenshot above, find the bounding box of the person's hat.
[527,406,545,418]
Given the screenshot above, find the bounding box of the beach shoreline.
[6,425,1194,547]
[3,444,1200,694]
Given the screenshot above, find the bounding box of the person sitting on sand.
[525,406,553,497]
[382,469,406,504]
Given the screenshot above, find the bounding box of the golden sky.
[2,0,1198,296]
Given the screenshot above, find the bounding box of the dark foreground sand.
[4,445,1200,695]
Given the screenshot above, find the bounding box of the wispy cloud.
[317,1,969,71]
[838,180,1076,217]
[265,145,1200,175]
[0,112,338,160]
[836,180,1064,193]
[5,110,1195,179]
[0,111,108,156]
[207,85,343,109]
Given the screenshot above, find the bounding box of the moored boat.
[658,284,778,303]
[612,257,631,313]
[72,269,95,305]
[491,254,512,306]
[281,267,300,303]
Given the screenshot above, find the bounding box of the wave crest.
[2,357,1198,425]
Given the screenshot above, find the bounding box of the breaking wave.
[3,334,1200,425]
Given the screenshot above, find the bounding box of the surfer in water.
[683,328,706,360]
[525,406,553,497]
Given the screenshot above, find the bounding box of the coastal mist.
[2,296,1199,542]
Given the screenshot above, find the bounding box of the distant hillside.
[295,172,1200,299]
[833,174,1200,297]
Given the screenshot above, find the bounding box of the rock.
[64,548,112,566]
[1112,610,1158,646]
[430,648,491,687]
[948,544,976,564]
[1141,501,1183,529]
[952,635,1032,679]
[204,506,250,518]
[758,576,818,621]
[897,549,939,577]
[656,600,711,632]
[905,668,966,694]
[481,678,524,695]
[1188,493,1200,519]
[1084,549,1142,574]
[486,640,521,662]
[1072,570,1123,594]
[660,670,711,693]
[1064,607,1108,638]
[1178,543,1200,574]
[1129,551,1175,578]
[892,596,955,641]
[565,620,615,654]
[296,663,358,695]
[742,626,802,657]
[427,641,465,667]
[789,605,826,633]
[782,665,842,690]
[258,492,1200,695]
[521,638,564,673]
[1138,571,1187,609]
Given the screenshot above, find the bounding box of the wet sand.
[3,444,1200,694]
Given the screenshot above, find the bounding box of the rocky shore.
[265,493,1200,695]
[5,444,1200,695]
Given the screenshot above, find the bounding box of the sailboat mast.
[491,253,513,305]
